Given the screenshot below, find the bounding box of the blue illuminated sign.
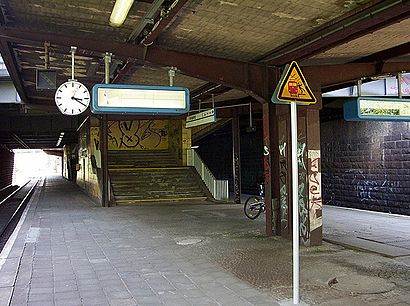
[344,97,410,121]
[91,84,190,115]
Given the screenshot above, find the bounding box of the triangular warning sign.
[272,61,317,105]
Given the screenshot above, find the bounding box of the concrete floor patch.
[331,274,395,294]
[176,238,203,245]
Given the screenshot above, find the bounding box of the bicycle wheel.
[244,196,263,219]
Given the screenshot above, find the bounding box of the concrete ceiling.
[0,0,409,115]
[305,18,410,65]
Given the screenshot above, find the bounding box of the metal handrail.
[187,149,229,201]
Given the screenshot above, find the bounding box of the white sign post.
[271,61,317,305]
[290,102,299,304]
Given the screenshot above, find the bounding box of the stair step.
[116,196,208,204]
[108,150,207,203]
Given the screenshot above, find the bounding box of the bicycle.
[244,183,265,219]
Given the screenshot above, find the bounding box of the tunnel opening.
[13,149,62,185]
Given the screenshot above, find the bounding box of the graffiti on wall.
[90,127,101,168]
[298,139,309,244]
[279,137,288,231]
[263,136,271,184]
[233,153,241,203]
[107,120,168,150]
[308,150,322,232]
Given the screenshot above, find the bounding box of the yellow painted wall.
[76,118,101,202]
[107,120,169,150]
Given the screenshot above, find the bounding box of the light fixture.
[110,0,135,27]
[56,132,65,147]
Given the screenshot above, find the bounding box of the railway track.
[0,180,38,250]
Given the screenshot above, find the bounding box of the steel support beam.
[11,133,30,149]
[232,116,241,204]
[0,115,82,132]
[352,41,410,63]
[141,0,190,45]
[303,62,410,89]
[101,115,109,207]
[262,103,280,236]
[0,40,27,102]
[0,27,274,103]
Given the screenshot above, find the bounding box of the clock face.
[55,80,90,115]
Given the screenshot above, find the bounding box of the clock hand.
[71,97,86,107]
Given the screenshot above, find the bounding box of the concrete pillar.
[232,116,241,204]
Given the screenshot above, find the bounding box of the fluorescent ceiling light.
[110,0,135,27]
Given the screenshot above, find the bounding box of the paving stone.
[8,177,408,306]
[28,301,55,306]
[54,298,83,306]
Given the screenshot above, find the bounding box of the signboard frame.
[91,84,190,115]
[272,61,317,105]
[36,69,57,90]
[186,109,216,128]
[344,97,410,121]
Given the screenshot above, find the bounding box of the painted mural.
[107,120,169,150]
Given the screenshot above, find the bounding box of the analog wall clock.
[55,80,90,115]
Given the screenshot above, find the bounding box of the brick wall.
[0,147,14,189]
[321,120,410,215]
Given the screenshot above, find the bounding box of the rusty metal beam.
[141,0,189,45]
[191,82,233,102]
[257,0,410,65]
[0,40,27,102]
[303,62,410,89]
[352,41,410,63]
[0,26,273,103]
[11,132,30,149]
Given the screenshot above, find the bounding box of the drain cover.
[176,238,202,245]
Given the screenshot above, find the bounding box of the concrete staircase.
[108,150,209,204]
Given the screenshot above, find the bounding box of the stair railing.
[186,148,229,201]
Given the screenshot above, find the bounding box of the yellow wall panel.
[107,120,169,150]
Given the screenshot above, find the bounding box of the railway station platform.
[1,176,410,306]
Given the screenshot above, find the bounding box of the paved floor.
[0,176,410,306]
[323,205,410,258]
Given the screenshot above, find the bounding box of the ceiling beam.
[0,26,276,103]
[113,0,190,84]
[0,40,27,102]
[352,41,410,63]
[256,0,410,65]
[303,61,410,89]
[141,0,189,45]
[11,132,30,149]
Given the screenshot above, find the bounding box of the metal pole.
[169,68,175,86]
[101,52,111,208]
[290,102,299,304]
[44,42,50,69]
[105,52,112,84]
[398,73,402,99]
[249,103,253,128]
[357,79,362,97]
[70,46,77,80]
